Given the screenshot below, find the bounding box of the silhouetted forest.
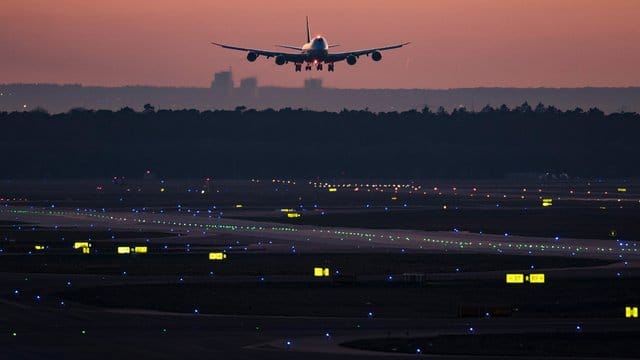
[1,104,638,179]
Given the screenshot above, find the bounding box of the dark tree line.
[1,103,638,179]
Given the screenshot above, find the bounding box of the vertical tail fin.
[306,16,311,43]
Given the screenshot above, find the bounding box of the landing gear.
[305,64,312,71]
[316,63,323,71]
[328,63,335,72]
[295,63,302,72]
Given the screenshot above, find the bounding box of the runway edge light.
[626,306,638,318]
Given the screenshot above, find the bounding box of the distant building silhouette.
[238,77,258,99]
[304,78,322,91]
[211,71,233,96]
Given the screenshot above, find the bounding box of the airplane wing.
[211,42,305,63]
[276,44,303,51]
[326,42,410,62]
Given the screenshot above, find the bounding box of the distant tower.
[211,70,234,96]
[238,77,258,99]
[304,78,322,91]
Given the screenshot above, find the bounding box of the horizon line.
[3,82,640,91]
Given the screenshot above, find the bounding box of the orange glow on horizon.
[1,0,639,89]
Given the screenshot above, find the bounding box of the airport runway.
[2,206,638,260]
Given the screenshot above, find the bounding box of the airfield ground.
[1,178,639,359]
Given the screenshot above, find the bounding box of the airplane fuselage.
[301,36,329,63]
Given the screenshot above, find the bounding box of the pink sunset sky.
[1,0,639,88]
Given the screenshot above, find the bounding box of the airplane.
[211,17,409,72]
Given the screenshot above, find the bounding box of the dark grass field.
[240,207,640,240]
[58,277,640,319]
[0,252,614,276]
[341,331,640,357]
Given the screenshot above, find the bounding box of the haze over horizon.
[2,0,639,89]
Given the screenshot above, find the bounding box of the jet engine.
[346,55,357,65]
[246,52,258,62]
[372,51,382,61]
[275,55,286,65]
